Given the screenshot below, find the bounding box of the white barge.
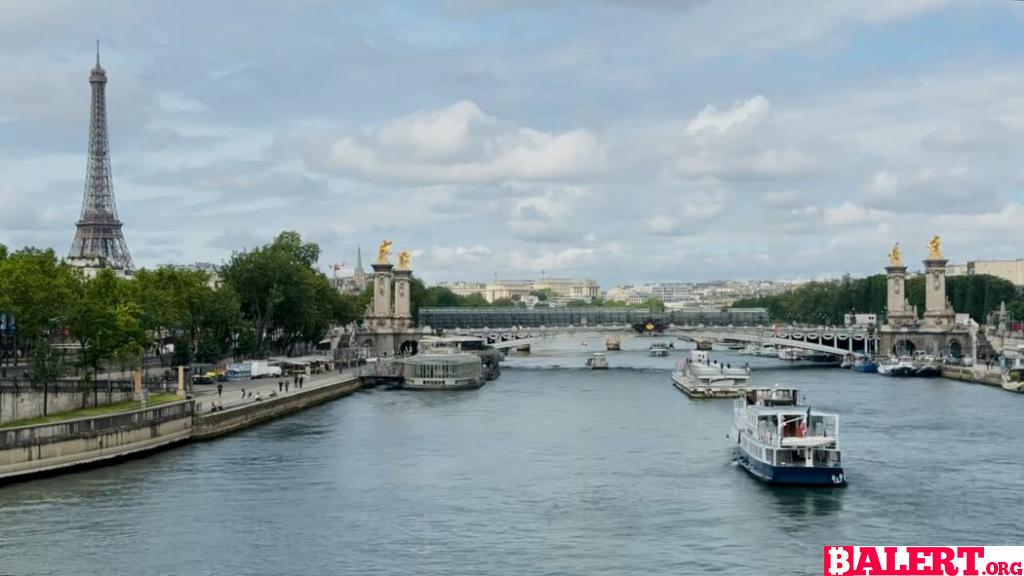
[671,350,751,398]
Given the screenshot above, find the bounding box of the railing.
[0,378,170,394]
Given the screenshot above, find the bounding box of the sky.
[2,0,1023,286]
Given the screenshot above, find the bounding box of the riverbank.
[0,371,366,484]
[940,364,1002,386]
[0,400,194,483]
[192,374,362,440]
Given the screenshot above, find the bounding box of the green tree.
[530,288,555,301]
[65,270,149,402]
[0,248,78,365]
[221,231,339,354]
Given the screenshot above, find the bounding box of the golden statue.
[377,240,393,264]
[927,235,943,259]
[888,242,902,266]
[398,250,411,270]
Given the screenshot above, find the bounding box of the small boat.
[877,356,915,376]
[753,344,778,357]
[605,337,621,351]
[671,350,751,398]
[739,344,759,356]
[778,348,805,362]
[1001,348,1024,392]
[1002,367,1024,393]
[732,387,845,486]
[585,352,609,370]
[850,355,878,373]
[840,354,854,369]
[912,354,941,377]
[649,343,670,357]
[695,340,713,351]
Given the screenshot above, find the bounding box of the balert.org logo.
[824,546,1024,576]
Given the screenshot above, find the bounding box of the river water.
[1,337,1022,575]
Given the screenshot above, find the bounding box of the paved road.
[189,368,363,413]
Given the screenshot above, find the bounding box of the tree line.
[0,231,362,382]
[732,273,1023,325]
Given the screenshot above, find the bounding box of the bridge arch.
[399,340,419,356]
[893,338,916,356]
[948,338,963,358]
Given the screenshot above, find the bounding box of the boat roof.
[748,405,838,417]
[422,335,484,343]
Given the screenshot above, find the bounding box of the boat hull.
[671,372,745,398]
[402,378,485,391]
[734,447,845,487]
[851,362,878,373]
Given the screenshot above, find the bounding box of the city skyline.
[1,2,1023,285]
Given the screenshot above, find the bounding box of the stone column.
[133,369,143,401]
[923,258,953,328]
[885,264,914,326]
[371,263,394,326]
[177,366,185,398]
[393,268,412,329]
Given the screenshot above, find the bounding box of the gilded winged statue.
[927,235,943,259]
[888,242,902,266]
[398,251,411,270]
[377,240,393,264]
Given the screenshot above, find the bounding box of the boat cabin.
[735,388,841,468]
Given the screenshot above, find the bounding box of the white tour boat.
[401,348,485,390]
[671,349,751,398]
[585,352,609,370]
[649,343,670,357]
[732,387,846,486]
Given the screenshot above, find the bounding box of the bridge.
[425,310,877,356]
[683,327,878,356]
[419,306,770,331]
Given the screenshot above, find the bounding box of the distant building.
[438,278,601,305]
[967,260,1024,286]
[333,246,369,294]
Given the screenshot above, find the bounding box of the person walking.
[299,375,304,389]
[217,383,223,398]
[278,381,283,393]
[240,388,246,399]
[285,381,290,392]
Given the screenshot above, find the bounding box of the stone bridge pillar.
[393,268,412,330]
[886,263,915,327]
[371,262,394,322]
[923,257,953,328]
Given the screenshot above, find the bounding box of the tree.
[0,248,77,365]
[64,270,149,404]
[530,288,555,301]
[639,297,666,313]
[221,231,338,354]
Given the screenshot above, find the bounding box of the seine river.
[1,337,1022,575]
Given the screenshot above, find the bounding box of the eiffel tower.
[68,42,134,273]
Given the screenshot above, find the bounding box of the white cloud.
[686,95,770,136]
[823,202,888,226]
[430,245,493,265]
[301,100,605,185]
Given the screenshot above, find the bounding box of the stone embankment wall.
[0,382,136,425]
[192,376,362,440]
[0,400,194,482]
[940,365,1002,386]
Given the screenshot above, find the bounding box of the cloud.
[507,246,599,273]
[296,100,605,186]
[823,202,889,226]
[686,95,770,136]
[430,245,493,265]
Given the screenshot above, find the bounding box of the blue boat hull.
[851,362,877,373]
[734,447,846,487]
